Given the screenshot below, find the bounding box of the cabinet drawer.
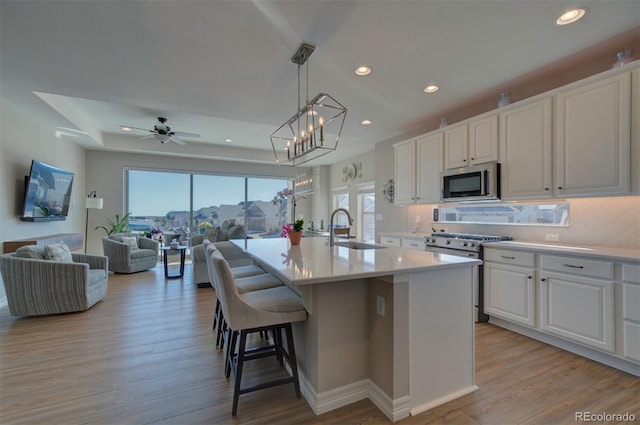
[622,264,640,283]
[623,283,640,322]
[541,255,613,279]
[623,321,640,361]
[380,236,401,247]
[402,238,424,250]
[484,248,535,267]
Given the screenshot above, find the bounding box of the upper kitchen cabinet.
[394,132,443,205]
[554,72,631,197]
[500,97,553,200]
[444,112,498,170]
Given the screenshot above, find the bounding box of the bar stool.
[210,250,306,417]
[204,244,283,349]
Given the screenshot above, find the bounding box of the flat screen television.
[21,160,75,222]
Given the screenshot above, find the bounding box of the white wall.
[1,87,87,306]
[325,151,376,235]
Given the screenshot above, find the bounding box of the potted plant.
[145,226,163,240]
[95,213,132,235]
[282,218,304,245]
[197,221,213,235]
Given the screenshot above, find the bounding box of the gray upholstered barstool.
[204,243,283,349]
[210,250,307,417]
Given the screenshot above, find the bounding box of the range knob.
[469,242,476,248]
[462,242,468,247]
[445,240,451,245]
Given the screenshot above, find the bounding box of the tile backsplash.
[407,196,640,250]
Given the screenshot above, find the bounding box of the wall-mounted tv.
[21,160,75,222]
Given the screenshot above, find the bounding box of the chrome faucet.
[329,208,354,247]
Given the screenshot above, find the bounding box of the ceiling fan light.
[155,134,171,143]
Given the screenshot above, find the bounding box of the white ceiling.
[2,0,639,165]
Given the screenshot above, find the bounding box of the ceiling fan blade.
[171,136,187,145]
[140,134,156,140]
[173,131,200,138]
[121,125,153,132]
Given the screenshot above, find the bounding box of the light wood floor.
[1,261,638,425]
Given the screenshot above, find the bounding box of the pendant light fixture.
[271,43,347,166]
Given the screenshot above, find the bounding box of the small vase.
[612,50,634,68]
[498,92,511,108]
[289,231,303,246]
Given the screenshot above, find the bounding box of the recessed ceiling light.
[556,7,587,25]
[424,84,439,93]
[121,126,132,132]
[355,66,372,76]
[361,119,373,126]
[225,138,233,143]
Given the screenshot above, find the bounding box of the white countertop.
[486,240,640,263]
[232,238,481,285]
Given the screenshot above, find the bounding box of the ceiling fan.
[121,117,200,145]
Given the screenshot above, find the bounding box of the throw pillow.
[15,245,47,259]
[44,241,73,263]
[120,236,139,250]
[214,228,228,242]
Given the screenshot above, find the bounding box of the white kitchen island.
[232,237,481,422]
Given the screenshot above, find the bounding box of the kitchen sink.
[335,241,387,250]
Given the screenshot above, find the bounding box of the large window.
[331,186,350,229]
[357,182,375,241]
[126,169,288,240]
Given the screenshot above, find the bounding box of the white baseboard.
[299,372,411,422]
[368,380,411,422]
[409,385,479,417]
[490,317,640,377]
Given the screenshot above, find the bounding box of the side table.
[160,245,188,279]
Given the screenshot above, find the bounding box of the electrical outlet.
[546,233,560,241]
[376,295,385,317]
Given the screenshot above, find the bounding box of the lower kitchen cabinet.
[621,264,640,361]
[379,235,402,247]
[401,237,424,250]
[540,254,614,352]
[484,249,536,327]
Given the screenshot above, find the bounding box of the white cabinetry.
[540,255,614,353]
[401,237,424,251]
[621,264,640,361]
[483,248,536,327]
[444,113,498,170]
[379,235,402,247]
[499,98,553,200]
[394,133,442,205]
[555,72,631,197]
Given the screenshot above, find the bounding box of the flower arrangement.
[144,226,163,238]
[273,187,306,220]
[281,218,304,237]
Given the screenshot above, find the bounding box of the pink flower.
[281,223,292,238]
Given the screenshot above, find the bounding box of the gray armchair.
[102,233,159,274]
[0,249,108,317]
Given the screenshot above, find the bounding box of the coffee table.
[160,245,188,278]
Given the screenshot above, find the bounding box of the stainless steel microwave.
[441,163,500,202]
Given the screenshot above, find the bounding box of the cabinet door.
[416,132,443,203]
[469,113,498,165]
[540,272,614,352]
[500,98,553,200]
[484,262,535,327]
[555,72,631,196]
[394,140,416,205]
[444,124,468,169]
[380,235,402,247]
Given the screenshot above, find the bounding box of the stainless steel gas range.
[425,232,511,322]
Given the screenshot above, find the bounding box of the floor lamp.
[85,191,104,253]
